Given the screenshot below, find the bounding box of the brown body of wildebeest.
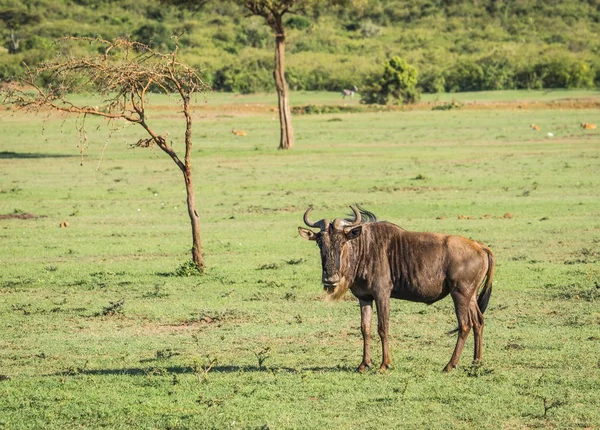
[298,206,495,372]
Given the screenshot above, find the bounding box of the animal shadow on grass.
[49,364,355,378]
[0,151,76,159]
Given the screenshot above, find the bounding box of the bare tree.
[1,37,210,271]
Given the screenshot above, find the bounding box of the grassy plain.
[1,91,599,429]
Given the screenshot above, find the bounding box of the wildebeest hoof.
[378,363,390,372]
[442,363,457,372]
[357,363,370,373]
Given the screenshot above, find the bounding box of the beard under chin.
[323,280,349,302]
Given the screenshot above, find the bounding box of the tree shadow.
[0,151,76,159]
[50,364,355,377]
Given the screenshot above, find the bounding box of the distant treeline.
[1,0,599,94]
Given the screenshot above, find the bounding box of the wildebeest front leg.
[375,295,391,371]
[357,299,373,373]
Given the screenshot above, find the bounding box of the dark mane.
[346,204,378,224]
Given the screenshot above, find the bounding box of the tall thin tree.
[241,1,295,150]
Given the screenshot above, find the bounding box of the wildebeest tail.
[477,246,495,314]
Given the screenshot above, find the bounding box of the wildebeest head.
[298,206,364,299]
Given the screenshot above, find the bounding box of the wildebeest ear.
[345,225,362,240]
[298,227,317,241]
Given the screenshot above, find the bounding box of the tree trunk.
[274,33,294,150]
[183,167,204,272]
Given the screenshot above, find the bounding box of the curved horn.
[347,205,362,227]
[303,207,317,227]
[303,207,329,231]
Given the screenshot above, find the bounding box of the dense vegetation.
[1,0,600,94]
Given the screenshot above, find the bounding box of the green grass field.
[1,91,599,429]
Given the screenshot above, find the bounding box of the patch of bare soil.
[5,95,599,117]
[430,98,600,111]
[185,98,600,116]
[0,213,45,220]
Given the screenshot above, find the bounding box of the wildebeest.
[298,206,495,372]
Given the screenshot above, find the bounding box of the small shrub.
[432,101,461,111]
[155,348,179,360]
[257,263,279,270]
[291,105,364,115]
[253,347,271,369]
[464,362,494,377]
[100,299,124,317]
[191,356,218,383]
[174,260,203,277]
[143,284,169,298]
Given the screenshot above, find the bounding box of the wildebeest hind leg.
[471,302,484,363]
[443,291,473,372]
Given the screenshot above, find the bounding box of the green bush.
[361,56,420,105]
[212,57,273,93]
[566,61,595,88]
[444,60,485,92]
[236,23,270,49]
[540,57,595,88]
[0,57,24,80]
[513,63,545,90]
[22,35,53,51]
[437,54,596,92]
[286,67,330,91]
[537,57,573,88]
[478,56,516,90]
[419,69,446,93]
